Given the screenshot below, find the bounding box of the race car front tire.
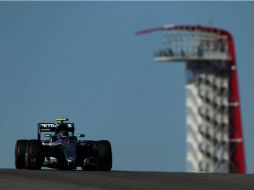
[97,140,112,171]
[25,140,43,170]
[15,140,28,169]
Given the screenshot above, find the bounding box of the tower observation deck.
[136,25,245,173]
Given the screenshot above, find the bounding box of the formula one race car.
[15,118,112,170]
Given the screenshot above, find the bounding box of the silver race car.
[15,118,112,170]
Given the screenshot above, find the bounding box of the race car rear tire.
[25,140,43,170]
[15,140,28,169]
[97,140,112,171]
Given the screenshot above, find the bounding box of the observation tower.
[136,25,245,173]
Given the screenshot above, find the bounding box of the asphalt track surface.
[1,169,254,190]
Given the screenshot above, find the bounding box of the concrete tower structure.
[137,25,245,173]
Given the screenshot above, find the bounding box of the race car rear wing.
[37,123,75,140]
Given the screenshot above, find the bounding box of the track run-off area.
[0,169,254,190]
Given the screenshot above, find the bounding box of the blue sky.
[0,2,254,172]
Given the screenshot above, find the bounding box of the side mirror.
[77,134,85,138]
[44,134,52,138]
